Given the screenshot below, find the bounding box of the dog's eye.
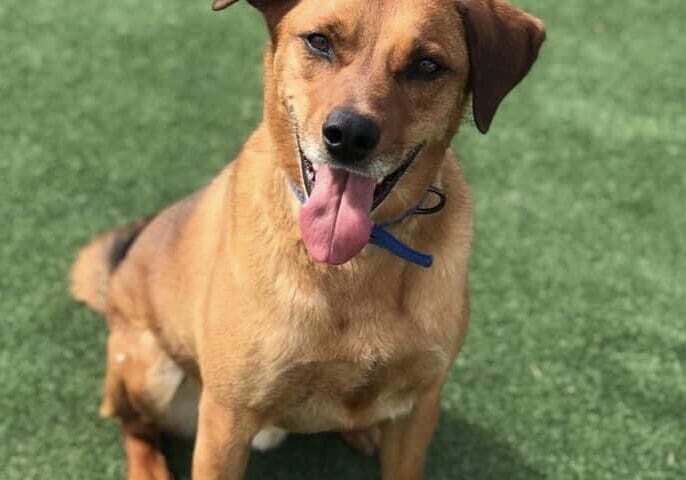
[304,33,333,58]
[418,59,440,74]
[408,58,445,81]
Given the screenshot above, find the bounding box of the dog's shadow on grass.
[163,411,544,479]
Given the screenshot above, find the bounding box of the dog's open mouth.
[289,116,426,265]
[298,143,425,211]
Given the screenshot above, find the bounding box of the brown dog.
[70,0,545,478]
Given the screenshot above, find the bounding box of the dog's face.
[274,0,471,200]
[214,0,545,265]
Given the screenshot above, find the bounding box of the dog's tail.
[69,218,150,315]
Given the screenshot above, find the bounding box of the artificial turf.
[1,0,684,478]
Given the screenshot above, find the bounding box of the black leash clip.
[414,186,447,216]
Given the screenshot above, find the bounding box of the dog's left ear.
[457,0,546,134]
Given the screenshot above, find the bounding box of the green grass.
[1,0,684,478]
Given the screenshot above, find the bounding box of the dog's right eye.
[304,33,333,58]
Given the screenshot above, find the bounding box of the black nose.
[322,108,381,164]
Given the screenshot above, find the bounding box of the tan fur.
[70,218,149,315]
[70,231,112,315]
[70,1,545,478]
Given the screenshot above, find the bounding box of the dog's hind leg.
[121,422,172,480]
[101,325,198,480]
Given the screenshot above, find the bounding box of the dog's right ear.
[212,0,283,12]
[212,0,239,10]
[212,0,295,41]
[212,0,293,31]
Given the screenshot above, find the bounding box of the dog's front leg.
[379,387,442,480]
[192,391,256,480]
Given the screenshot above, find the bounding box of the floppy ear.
[457,0,546,134]
[212,0,239,10]
[212,0,293,33]
[212,0,284,12]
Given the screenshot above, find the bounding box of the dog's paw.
[251,426,288,452]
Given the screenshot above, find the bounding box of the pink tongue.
[300,165,376,265]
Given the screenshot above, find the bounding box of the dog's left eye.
[304,33,333,58]
[408,58,445,81]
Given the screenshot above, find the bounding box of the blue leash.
[290,182,446,268]
[369,224,433,268]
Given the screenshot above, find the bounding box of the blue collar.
[290,181,446,268]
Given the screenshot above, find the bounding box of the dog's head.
[214,0,545,265]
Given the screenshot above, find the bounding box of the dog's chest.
[235,276,455,433]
